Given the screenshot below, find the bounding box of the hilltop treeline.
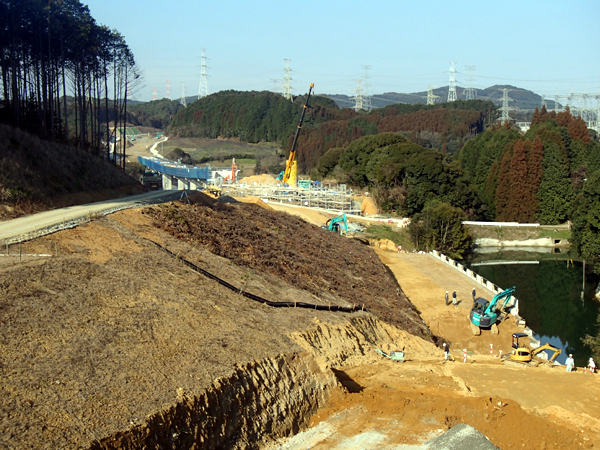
[0,0,137,163]
[169,90,496,172]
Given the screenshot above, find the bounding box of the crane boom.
[282,83,314,184]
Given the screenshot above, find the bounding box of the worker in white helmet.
[565,354,575,372]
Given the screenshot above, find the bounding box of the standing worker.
[445,291,449,306]
[443,343,450,361]
[566,354,575,372]
[588,357,596,374]
[472,288,476,300]
[452,290,458,308]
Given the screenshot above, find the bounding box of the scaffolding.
[222,183,361,214]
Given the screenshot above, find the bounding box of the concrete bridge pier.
[189,180,203,190]
[178,178,190,190]
[162,174,176,190]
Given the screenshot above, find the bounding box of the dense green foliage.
[168,90,337,147]
[169,90,495,175]
[128,99,184,129]
[332,133,480,216]
[571,169,600,273]
[408,201,471,259]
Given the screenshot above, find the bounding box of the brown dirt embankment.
[146,194,431,339]
[0,208,366,448]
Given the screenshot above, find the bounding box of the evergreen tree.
[408,201,471,259]
[494,141,515,221]
[536,141,574,224]
[526,136,544,219]
[572,169,600,274]
[506,139,529,222]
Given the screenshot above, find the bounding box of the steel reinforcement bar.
[146,239,366,313]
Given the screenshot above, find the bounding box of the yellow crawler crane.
[504,332,562,367]
[280,83,314,185]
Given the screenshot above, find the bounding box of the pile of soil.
[360,197,378,215]
[146,195,431,339]
[239,174,278,185]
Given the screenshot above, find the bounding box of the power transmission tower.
[198,48,209,100]
[180,83,187,107]
[361,65,372,111]
[166,80,171,99]
[282,59,293,101]
[500,88,513,124]
[554,89,562,112]
[541,92,547,109]
[427,86,439,105]
[464,65,476,100]
[351,79,364,111]
[447,62,457,102]
[152,87,158,101]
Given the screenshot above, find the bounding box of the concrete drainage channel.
[91,317,497,450]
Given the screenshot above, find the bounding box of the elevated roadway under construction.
[138,156,211,190]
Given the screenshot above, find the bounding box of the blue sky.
[83,0,600,103]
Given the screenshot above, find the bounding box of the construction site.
[223,182,360,215]
[1,189,600,450]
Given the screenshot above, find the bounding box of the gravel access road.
[0,189,180,243]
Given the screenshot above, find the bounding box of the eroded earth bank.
[1,194,599,449]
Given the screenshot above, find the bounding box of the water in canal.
[464,249,600,366]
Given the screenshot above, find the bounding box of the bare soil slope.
[0,208,365,448]
[146,193,431,338]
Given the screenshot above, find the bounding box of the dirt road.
[0,190,179,243]
[268,204,600,450]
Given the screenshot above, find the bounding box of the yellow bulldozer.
[503,332,562,367]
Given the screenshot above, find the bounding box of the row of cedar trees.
[487,107,591,223]
[493,136,544,222]
[0,0,138,166]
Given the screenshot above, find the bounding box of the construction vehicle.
[375,349,405,362]
[204,185,221,197]
[469,286,516,336]
[503,332,562,367]
[323,214,348,235]
[224,158,239,184]
[278,83,314,186]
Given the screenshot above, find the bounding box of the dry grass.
[0,123,142,220]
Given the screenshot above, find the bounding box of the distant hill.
[168,90,339,147]
[0,124,143,220]
[324,85,556,112]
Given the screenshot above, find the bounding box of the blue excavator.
[323,214,348,235]
[469,286,516,336]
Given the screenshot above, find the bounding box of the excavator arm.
[532,343,562,363]
[484,286,516,316]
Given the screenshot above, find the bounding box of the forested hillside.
[169,90,496,174]
[458,106,598,223]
